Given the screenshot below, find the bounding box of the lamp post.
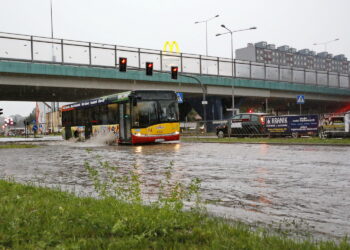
[50,0,54,40]
[216,25,257,117]
[313,38,339,52]
[50,0,56,62]
[194,14,219,56]
[50,0,57,132]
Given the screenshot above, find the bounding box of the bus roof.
[61,90,176,111]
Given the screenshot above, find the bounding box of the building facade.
[236,42,349,74]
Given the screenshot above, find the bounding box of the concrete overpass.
[1,60,349,102]
[0,31,349,117]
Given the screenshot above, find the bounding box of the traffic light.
[171,66,178,79]
[119,57,127,72]
[146,62,153,76]
[0,108,2,116]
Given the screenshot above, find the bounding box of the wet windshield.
[132,101,158,128]
[132,100,179,128]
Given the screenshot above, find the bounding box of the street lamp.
[216,25,257,117]
[313,38,339,52]
[216,25,257,65]
[194,14,219,56]
[50,0,56,62]
[49,0,58,132]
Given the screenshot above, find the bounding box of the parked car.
[318,112,350,138]
[216,113,268,138]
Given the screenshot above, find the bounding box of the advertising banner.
[265,115,318,134]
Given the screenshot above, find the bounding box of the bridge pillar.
[206,96,224,121]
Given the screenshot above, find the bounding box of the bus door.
[119,102,131,142]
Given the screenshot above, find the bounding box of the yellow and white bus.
[62,90,180,144]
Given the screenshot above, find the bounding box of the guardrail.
[0,31,349,89]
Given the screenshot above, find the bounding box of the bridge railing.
[0,31,349,89]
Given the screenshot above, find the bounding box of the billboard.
[265,115,318,134]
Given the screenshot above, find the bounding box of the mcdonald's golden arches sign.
[163,41,180,53]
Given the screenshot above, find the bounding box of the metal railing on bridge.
[0,31,349,89]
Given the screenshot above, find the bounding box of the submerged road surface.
[0,140,349,239]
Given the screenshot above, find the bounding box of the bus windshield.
[132,100,179,128]
[132,101,158,128]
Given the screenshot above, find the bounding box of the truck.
[318,112,350,138]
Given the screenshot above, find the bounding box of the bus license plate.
[155,138,165,142]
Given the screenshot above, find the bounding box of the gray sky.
[0,0,349,116]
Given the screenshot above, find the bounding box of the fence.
[0,31,349,89]
[181,120,267,137]
[183,112,350,138]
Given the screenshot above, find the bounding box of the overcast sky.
[0,0,349,116]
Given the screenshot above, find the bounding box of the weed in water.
[84,153,203,213]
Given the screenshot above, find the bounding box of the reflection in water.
[173,143,181,152]
[259,144,269,155]
[254,170,272,206]
[0,142,349,239]
[134,146,143,154]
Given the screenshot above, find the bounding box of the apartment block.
[235,42,349,74]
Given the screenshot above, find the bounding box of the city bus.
[61,90,180,144]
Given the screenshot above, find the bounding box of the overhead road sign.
[297,95,305,104]
[176,92,184,103]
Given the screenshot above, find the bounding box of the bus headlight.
[136,133,141,136]
[175,131,179,135]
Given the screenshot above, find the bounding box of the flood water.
[0,140,349,240]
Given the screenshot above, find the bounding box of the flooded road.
[0,140,349,239]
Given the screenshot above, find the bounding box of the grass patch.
[0,144,38,149]
[181,137,350,145]
[0,180,349,249]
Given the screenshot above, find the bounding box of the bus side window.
[108,104,118,124]
[66,110,72,126]
[85,109,90,124]
[100,105,108,124]
[62,111,67,125]
[72,109,77,126]
[91,106,99,123]
[76,109,84,124]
